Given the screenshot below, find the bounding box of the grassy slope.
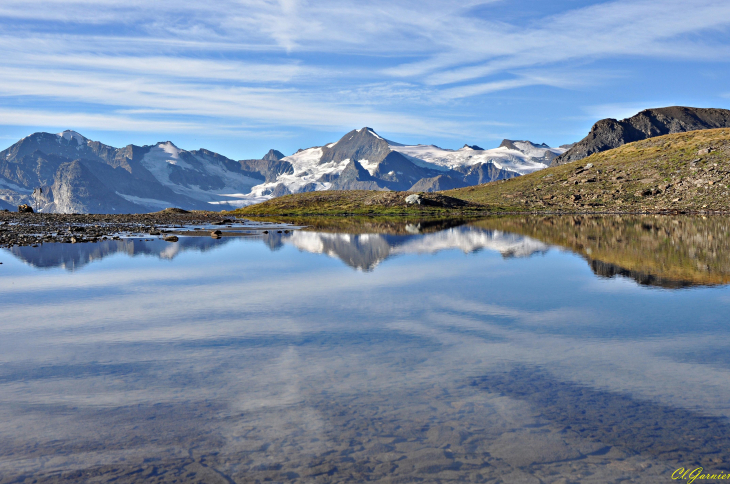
[232,129,730,215]
[232,190,497,216]
[446,128,730,212]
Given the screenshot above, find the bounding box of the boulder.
[18,204,34,213]
[405,194,422,205]
[163,235,179,242]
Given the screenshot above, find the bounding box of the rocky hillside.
[448,128,730,212]
[233,190,484,216]
[552,107,730,166]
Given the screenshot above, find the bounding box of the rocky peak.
[263,149,285,161]
[318,127,391,166]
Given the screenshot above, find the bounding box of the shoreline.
[2,209,729,249]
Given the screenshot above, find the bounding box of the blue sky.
[1,0,729,159]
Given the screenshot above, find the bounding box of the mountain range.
[0,128,563,213]
[3,106,728,214]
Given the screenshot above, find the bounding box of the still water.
[1,216,729,483]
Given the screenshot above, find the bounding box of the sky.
[1,0,729,159]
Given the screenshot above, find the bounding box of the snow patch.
[56,130,87,146]
[358,159,378,176]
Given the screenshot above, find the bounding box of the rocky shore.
[0,209,243,249]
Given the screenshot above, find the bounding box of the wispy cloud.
[0,0,729,149]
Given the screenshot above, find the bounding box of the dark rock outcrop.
[552,106,730,166]
[263,149,285,161]
[270,183,292,197]
[408,174,467,192]
[330,160,387,191]
[238,159,293,183]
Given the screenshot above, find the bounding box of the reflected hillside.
[273,227,549,271]
[8,237,234,271]
[472,216,730,288]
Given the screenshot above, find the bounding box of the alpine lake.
[1,215,729,484]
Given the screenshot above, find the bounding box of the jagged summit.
[263,149,285,161]
[461,144,484,151]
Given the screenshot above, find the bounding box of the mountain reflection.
[8,237,234,271]
[4,215,730,288]
[279,228,549,271]
[5,225,548,272]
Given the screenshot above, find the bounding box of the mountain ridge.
[552,106,730,166]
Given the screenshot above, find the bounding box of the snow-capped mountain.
[0,128,564,213]
[238,128,565,206]
[0,130,274,213]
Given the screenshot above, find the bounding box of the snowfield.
[389,142,565,174]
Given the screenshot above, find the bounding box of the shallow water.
[1,215,729,483]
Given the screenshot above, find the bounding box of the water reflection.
[473,215,730,288]
[6,215,730,289]
[0,216,729,483]
[8,237,234,271]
